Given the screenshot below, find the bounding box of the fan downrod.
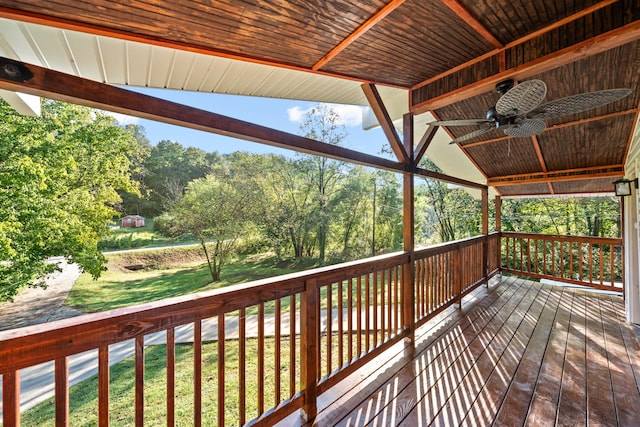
[495,79,514,95]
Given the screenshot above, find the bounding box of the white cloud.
[100,110,140,125]
[287,103,363,127]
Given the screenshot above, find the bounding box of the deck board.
[277,276,640,427]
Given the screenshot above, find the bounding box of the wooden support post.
[301,278,319,422]
[482,188,489,285]
[495,195,502,275]
[402,113,416,344]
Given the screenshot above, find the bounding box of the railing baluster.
[194,320,202,427]
[356,275,362,357]
[380,270,386,342]
[258,303,265,415]
[98,346,109,427]
[218,315,225,426]
[610,244,615,287]
[569,241,574,279]
[337,280,343,368]
[589,243,594,283]
[135,335,144,427]
[238,310,246,425]
[599,245,604,284]
[288,296,296,399]
[365,273,370,351]
[275,299,281,404]
[347,278,353,362]
[55,357,69,426]
[373,272,378,348]
[387,268,392,338]
[167,328,175,427]
[326,283,332,376]
[395,266,400,333]
[2,370,20,426]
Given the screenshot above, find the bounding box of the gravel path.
[0,257,84,331]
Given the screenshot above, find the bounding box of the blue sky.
[109,87,391,158]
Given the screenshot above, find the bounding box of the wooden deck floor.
[279,276,640,426]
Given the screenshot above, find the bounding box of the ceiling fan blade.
[496,79,547,116]
[502,119,546,138]
[449,126,495,144]
[527,88,632,120]
[428,118,492,127]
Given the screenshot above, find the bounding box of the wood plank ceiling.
[0,0,639,196]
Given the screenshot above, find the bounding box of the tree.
[167,161,260,282]
[0,100,139,302]
[142,140,216,215]
[118,124,152,215]
[415,158,481,244]
[297,104,349,262]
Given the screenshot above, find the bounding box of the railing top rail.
[500,231,622,245]
[415,234,495,258]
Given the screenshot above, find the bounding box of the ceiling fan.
[428,79,632,144]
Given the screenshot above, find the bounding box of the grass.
[98,219,197,251]
[17,331,376,426]
[19,336,302,426]
[67,253,318,313]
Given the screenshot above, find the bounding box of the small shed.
[121,215,145,228]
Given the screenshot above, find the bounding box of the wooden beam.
[313,0,407,70]
[403,112,414,160]
[531,135,547,173]
[0,57,486,192]
[0,56,404,172]
[487,165,624,186]
[413,167,486,190]
[440,0,503,48]
[412,17,640,113]
[414,124,438,164]
[361,83,408,163]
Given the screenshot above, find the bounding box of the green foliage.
[119,138,221,217]
[164,162,262,281]
[0,100,140,302]
[501,197,620,237]
[415,159,481,244]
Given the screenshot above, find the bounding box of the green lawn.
[67,254,317,313]
[98,219,197,251]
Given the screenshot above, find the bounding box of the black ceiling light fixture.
[613,178,638,197]
[0,57,34,83]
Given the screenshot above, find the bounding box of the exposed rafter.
[312,0,406,71]
[412,5,640,113]
[440,0,502,48]
[487,165,624,186]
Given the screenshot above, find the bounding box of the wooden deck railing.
[501,232,624,293]
[0,233,525,426]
